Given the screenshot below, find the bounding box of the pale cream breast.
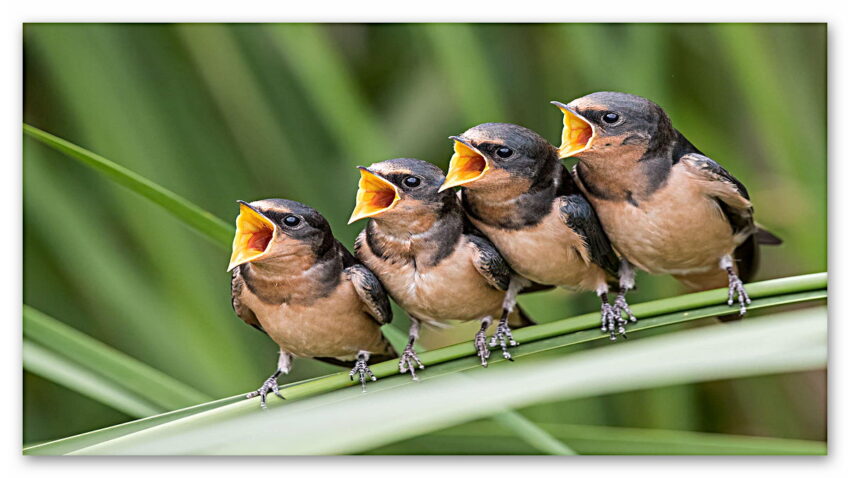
[360,238,506,324]
[587,165,738,276]
[469,202,607,292]
[240,276,388,360]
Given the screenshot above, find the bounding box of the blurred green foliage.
[23,23,826,447]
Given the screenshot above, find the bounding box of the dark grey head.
[552,91,676,160]
[441,122,559,192]
[228,198,335,271]
[348,158,457,225]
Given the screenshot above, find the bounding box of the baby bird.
[440,123,633,339]
[228,199,396,407]
[552,92,781,315]
[348,158,534,372]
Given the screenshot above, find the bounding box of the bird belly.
[591,169,738,277]
[246,282,388,360]
[470,208,606,291]
[364,247,505,324]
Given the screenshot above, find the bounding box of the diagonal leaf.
[24,306,211,412]
[23,124,233,247]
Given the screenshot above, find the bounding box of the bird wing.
[231,267,266,334]
[345,262,393,325]
[558,194,621,278]
[466,233,512,291]
[681,153,756,237]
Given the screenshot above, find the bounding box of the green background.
[23,23,826,449]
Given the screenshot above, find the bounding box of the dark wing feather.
[467,234,512,291]
[558,194,620,277]
[682,153,756,237]
[231,267,265,334]
[345,263,393,325]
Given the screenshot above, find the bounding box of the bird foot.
[246,375,284,409]
[349,357,377,392]
[601,302,627,341]
[488,322,518,361]
[726,268,752,316]
[474,328,491,367]
[614,292,637,324]
[399,345,425,380]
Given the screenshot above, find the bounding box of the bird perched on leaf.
[228,199,396,407]
[552,91,781,315]
[440,125,634,340]
[348,158,534,372]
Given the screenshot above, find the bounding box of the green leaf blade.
[23,124,234,247]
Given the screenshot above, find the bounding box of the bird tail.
[508,304,536,328]
[755,226,782,246]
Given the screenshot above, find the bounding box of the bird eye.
[283,215,301,227]
[403,176,421,188]
[602,112,620,124]
[496,146,513,158]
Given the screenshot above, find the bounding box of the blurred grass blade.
[372,422,826,455]
[423,24,507,124]
[68,307,826,454]
[267,24,392,162]
[24,305,211,411]
[23,124,233,247]
[491,411,576,455]
[24,340,161,418]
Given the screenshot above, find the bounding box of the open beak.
[348,167,401,224]
[551,101,595,158]
[227,201,277,271]
[439,137,490,192]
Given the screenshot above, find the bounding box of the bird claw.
[614,292,637,323]
[349,358,377,392]
[601,302,627,341]
[246,375,284,409]
[726,269,752,316]
[398,345,425,380]
[489,322,518,361]
[474,328,491,367]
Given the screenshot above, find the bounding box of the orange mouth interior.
[556,105,595,158]
[228,203,276,271]
[440,140,490,191]
[348,169,401,224]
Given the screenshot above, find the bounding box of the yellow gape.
[348,167,401,224]
[439,139,491,191]
[553,102,596,158]
[228,202,277,271]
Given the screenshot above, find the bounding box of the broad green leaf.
[66,307,826,454]
[24,305,211,412]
